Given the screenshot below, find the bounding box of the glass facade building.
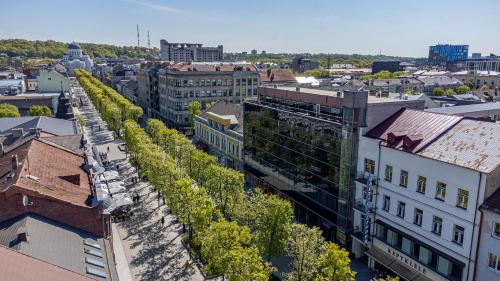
[428,44,469,67]
[244,87,367,245]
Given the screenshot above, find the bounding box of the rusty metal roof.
[0,245,94,281]
[365,108,463,153]
[419,119,500,173]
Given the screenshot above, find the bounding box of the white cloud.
[120,0,183,14]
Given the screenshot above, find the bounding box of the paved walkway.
[73,84,205,281]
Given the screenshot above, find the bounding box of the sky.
[1,0,500,57]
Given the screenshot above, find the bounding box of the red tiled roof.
[365,108,463,153]
[259,69,296,83]
[0,245,94,281]
[0,138,91,207]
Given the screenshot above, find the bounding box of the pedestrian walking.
[160,216,165,226]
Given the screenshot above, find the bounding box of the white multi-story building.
[160,40,223,62]
[476,189,500,280]
[351,109,500,281]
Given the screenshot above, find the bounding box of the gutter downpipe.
[467,172,482,281]
[370,140,382,250]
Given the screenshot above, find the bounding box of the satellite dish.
[22,195,29,207]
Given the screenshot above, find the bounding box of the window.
[456,189,469,209]
[488,253,500,272]
[414,208,423,226]
[385,165,393,182]
[417,176,426,194]
[397,202,406,218]
[436,181,447,200]
[383,195,390,212]
[400,170,408,187]
[364,158,375,174]
[452,225,464,245]
[432,216,443,235]
[494,222,500,238]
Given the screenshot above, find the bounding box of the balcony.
[355,171,377,185]
[353,198,376,213]
[352,229,371,245]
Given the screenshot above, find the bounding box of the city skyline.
[1,0,499,57]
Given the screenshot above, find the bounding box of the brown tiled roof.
[0,245,94,281]
[365,108,463,153]
[259,69,296,83]
[169,63,258,72]
[0,138,91,207]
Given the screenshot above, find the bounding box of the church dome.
[68,42,81,50]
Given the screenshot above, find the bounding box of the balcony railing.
[355,171,377,185]
[353,198,376,213]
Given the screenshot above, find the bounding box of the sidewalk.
[112,224,134,281]
[73,83,205,281]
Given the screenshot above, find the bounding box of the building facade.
[194,101,243,170]
[244,86,425,245]
[160,39,223,62]
[37,68,70,93]
[291,57,320,72]
[136,62,168,120]
[466,56,500,72]
[157,63,259,130]
[476,189,500,280]
[372,61,402,74]
[351,110,500,281]
[428,44,469,67]
[244,86,368,245]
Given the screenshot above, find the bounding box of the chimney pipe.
[11,155,18,171]
[17,228,30,243]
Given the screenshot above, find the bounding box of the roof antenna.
[137,24,140,47]
[147,30,151,49]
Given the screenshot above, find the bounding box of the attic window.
[387,130,407,145]
[59,174,81,185]
[403,134,423,149]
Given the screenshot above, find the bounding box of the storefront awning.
[366,247,433,281]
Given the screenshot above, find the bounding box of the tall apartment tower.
[160,39,223,62]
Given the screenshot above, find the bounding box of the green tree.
[456,85,470,94]
[445,88,456,96]
[255,194,293,261]
[303,69,330,78]
[188,101,201,127]
[75,114,85,127]
[315,242,356,281]
[28,105,52,116]
[479,84,490,91]
[0,103,20,117]
[203,165,245,218]
[287,224,326,281]
[232,189,267,231]
[432,87,445,96]
[199,220,252,276]
[226,246,274,281]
